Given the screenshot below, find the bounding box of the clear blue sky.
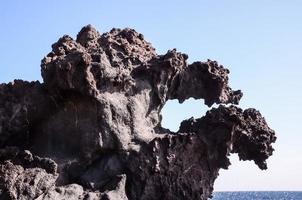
[1,0,301,191]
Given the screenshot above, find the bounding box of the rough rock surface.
[0,25,276,200]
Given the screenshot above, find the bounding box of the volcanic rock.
[0,25,276,200]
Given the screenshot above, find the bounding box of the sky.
[1,0,301,191]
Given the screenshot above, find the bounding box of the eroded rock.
[0,25,276,200]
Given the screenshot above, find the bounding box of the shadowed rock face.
[0,25,276,200]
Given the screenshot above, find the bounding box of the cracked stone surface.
[0,25,276,200]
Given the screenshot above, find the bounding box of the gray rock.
[0,25,276,200]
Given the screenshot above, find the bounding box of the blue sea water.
[212,191,302,200]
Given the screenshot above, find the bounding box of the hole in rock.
[160,98,209,132]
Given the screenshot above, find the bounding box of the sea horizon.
[212,191,302,200]
[214,190,302,192]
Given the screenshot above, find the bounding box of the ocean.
[212,192,302,200]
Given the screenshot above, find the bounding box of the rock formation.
[0,25,276,200]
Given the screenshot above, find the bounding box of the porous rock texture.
[0,25,276,200]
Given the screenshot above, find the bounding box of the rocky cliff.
[0,25,276,200]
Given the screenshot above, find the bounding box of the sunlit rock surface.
[0,25,276,200]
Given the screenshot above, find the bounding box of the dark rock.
[0,25,276,200]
